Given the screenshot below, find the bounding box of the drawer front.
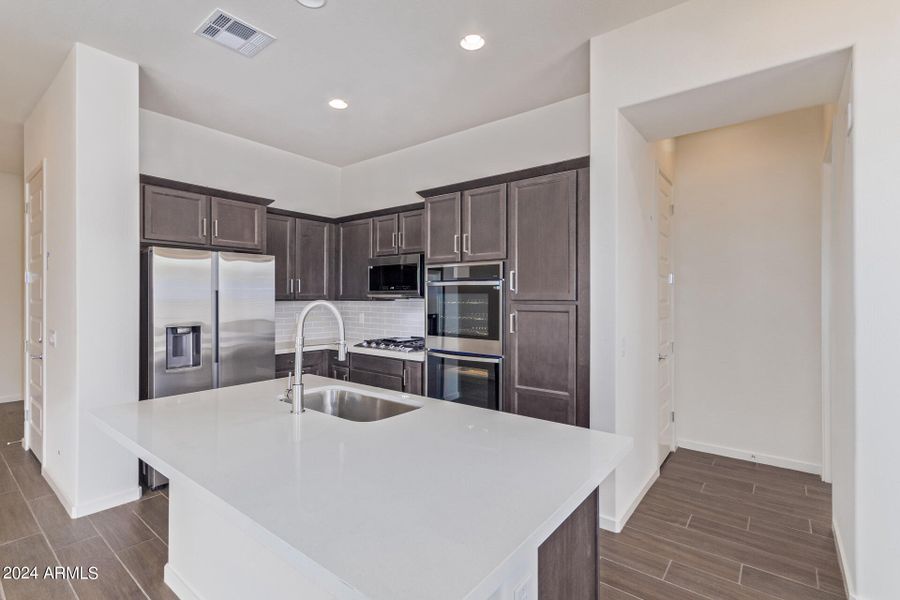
[350,353,404,377]
[349,369,403,392]
[276,350,324,374]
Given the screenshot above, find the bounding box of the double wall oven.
[425,262,503,411]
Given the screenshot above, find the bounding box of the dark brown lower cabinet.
[348,354,423,394]
[538,488,598,600]
[275,350,326,379]
[506,303,577,425]
[403,361,423,395]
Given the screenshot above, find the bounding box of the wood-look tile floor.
[0,401,175,600]
[600,448,847,599]
[0,401,848,600]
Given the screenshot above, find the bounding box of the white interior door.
[24,166,45,462]
[657,171,675,465]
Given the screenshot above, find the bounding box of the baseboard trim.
[832,517,859,599]
[677,439,821,475]
[41,467,77,517]
[43,468,142,518]
[164,565,203,600]
[71,486,142,518]
[599,468,659,533]
[0,394,22,404]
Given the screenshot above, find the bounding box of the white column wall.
[589,1,900,596]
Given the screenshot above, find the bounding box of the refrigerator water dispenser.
[166,325,201,370]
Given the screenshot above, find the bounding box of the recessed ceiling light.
[296,0,326,7]
[328,98,349,110]
[459,34,485,51]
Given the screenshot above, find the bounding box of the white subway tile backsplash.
[275,300,424,343]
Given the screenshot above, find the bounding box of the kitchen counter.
[276,338,426,362]
[93,377,631,600]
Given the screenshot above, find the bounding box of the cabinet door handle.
[463,233,470,254]
[402,367,408,389]
[453,234,460,253]
[289,279,294,294]
[201,218,207,237]
[398,231,404,248]
[392,232,397,248]
[213,219,219,238]
[296,279,302,293]
[509,312,517,334]
[509,270,517,292]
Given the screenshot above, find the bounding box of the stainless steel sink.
[281,387,420,422]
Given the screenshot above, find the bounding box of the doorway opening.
[620,47,853,483]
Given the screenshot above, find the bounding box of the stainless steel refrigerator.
[140,247,275,487]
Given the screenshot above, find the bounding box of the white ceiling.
[0,0,686,166]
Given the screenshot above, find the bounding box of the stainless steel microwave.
[367,254,424,299]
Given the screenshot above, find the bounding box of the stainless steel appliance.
[425,262,503,409]
[140,247,275,487]
[425,262,503,356]
[367,254,424,299]
[356,337,425,353]
[426,352,501,410]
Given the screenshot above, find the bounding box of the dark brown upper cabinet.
[398,209,425,254]
[142,185,210,247]
[142,184,265,253]
[508,171,577,301]
[462,184,507,261]
[373,214,399,256]
[506,303,577,425]
[295,219,330,300]
[373,210,425,256]
[210,197,265,251]
[338,218,373,300]
[425,192,461,263]
[266,214,294,300]
[266,214,331,301]
[426,186,506,264]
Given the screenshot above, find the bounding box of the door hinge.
[847,101,853,135]
[671,411,675,423]
[24,201,30,215]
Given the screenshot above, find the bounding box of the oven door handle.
[427,351,501,364]
[426,280,502,287]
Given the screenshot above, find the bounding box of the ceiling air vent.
[194,9,275,57]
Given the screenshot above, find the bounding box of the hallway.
[600,449,846,599]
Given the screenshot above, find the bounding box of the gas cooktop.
[355,337,425,353]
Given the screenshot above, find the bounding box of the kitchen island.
[93,376,631,600]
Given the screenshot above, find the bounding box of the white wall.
[24,49,78,499]
[590,1,900,596]
[673,107,824,473]
[0,172,23,404]
[140,110,341,215]
[828,62,856,591]
[24,44,140,516]
[340,95,589,213]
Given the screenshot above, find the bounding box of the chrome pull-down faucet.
[293,301,348,414]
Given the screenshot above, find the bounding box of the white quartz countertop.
[93,377,631,600]
[276,339,425,362]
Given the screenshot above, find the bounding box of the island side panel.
[165,479,340,600]
[537,487,598,600]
